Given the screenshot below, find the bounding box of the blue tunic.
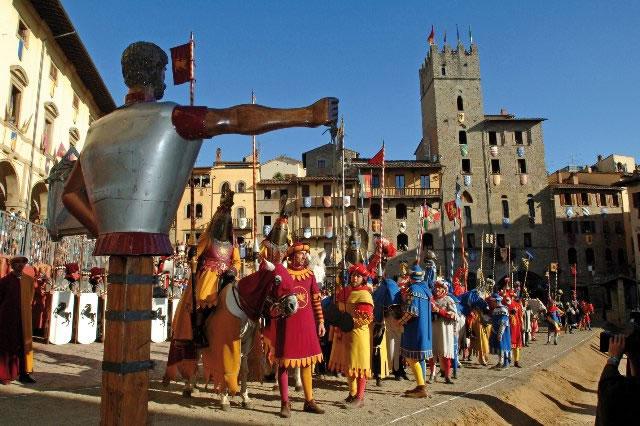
[400,279,433,361]
[489,306,512,357]
[373,278,401,323]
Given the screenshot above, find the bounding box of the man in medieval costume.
[504,290,524,368]
[546,300,564,345]
[263,242,325,418]
[0,256,36,384]
[429,279,458,384]
[164,190,241,385]
[398,263,434,398]
[372,276,398,386]
[489,293,512,369]
[328,263,374,408]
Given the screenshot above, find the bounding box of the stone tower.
[416,38,554,290]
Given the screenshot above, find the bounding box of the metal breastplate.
[80,102,203,235]
[202,239,233,272]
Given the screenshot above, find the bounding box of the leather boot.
[303,399,325,414]
[279,401,291,418]
[405,385,428,398]
[346,397,365,408]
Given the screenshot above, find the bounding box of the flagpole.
[340,118,346,271]
[378,140,385,277]
[251,91,259,272]
[189,31,196,247]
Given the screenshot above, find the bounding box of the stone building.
[414,40,554,292]
[548,167,632,311]
[260,155,305,180]
[1,0,114,222]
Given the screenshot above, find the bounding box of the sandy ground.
[0,327,606,425]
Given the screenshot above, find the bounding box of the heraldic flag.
[170,42,194,85]
[368,145,384,166]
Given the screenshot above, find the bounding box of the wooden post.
[101,256,153,425]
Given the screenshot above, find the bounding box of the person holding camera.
[596,331,640,424]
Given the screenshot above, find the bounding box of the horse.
[200,260,299,411]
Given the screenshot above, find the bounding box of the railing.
[293,227,336,239]
[370,187,441,198]
[232,217,253,230]
[298,195,357,208]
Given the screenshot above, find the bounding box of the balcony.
[370,187,441,198]
[232,217,253,230]
[293,227,336,239]
[298,196,356,208]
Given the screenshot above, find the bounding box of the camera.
[600,310,640,353]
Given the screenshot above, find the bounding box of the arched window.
[458,130,467,145]
[567,247,577,265]
[397,233,409,251]
[422,233,434,250]
[501,196,510,219]
[370,203,381,220]
[220,181,230,194]
[395,203,407,219]
[605,248,613,262]
[236,181,246,193]
[185,204,191,219]
[585,248,595,266]
[237,207,246,218]
[461,191,473,203]
[457,96,464,111]
[195,203,203,218]
[618,248,626,266]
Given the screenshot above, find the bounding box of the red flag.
[368,146,384,166]
[444,200,458,221]
[170,42,194,85]
[570,264,577,276]
[427,25,435,45]
[56,142,66,158]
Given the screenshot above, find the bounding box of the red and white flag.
[368,145,384,166]
[427,25,435,45]
[170,41,194,85]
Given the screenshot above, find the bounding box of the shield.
[566,207,575,218]
[464,175,472,186]
[343,195,351,207]
[303,196,312,208]
[399,221,407,233]
[48,291,75,345]
[460,144,468,157]
[76,293,99,344]
[304,227,312,239]
[151,298,169,343]
[238,217,248,229]
[325,226,333,239]
[263,225,272,235]
[517,147,525,157]
[520,174,528,185]
[490,146,498,157]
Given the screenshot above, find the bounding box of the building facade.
[260,155,305,180]
[1,0,114,222]
[414,40,554,292]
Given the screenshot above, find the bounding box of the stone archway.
[30,181,48,223]
[0,161,20,212]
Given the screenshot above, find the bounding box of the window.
[72,94,80,123]
[236,181,246,193]
[463,205,472,226]
[585,248,595,266]
[264,189,272,200]
[491,159,501,174]
[580,221,596,234]
[618,248,626,266]
[527,194,535,219]
[237,207,246,218]
[605,249,613,263]
[397,233,409,251]
[501,196,510,219]
[323,184,331,196]
[185,204,191,218]
[395,203,407,219]
[41,118,53,153]
[317,159,326,169]
[301,213,311,228]
[524,232,532,248]
[395,174,405,188]
[323,213,332,227]
[603,221,610,234]
[372,174,380,188]
[461,159,471,174]
[580,193,590,206]
[420,175,430,189]
[49,63,58,96]
[370,203,381,220]
[17,21,29,60]
[615,221,623,235]
[466,233,475,249]
[633,192,640,208]
[488,131,497,146]
[496,234,506,248]
[457,96,464,111]
[514,131,523,145]
[612,193,620,207]
[600,193,608,206]
[195,203,203,218]
[568,248,577,264]
[263,215,272,227]
[221,181,231,194]
[302,185,310,197]
[422,233,434,250]
[458,130,467,145]
[441,66,446,76]
[517,159,527,174]
[280,189,288,198]
[8,84,22,124]
[563,221,578,234]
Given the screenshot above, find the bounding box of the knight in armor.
[60,41,338,257]
[260,215,291,265]
[504,290,524,368]
[399,263,434,398]
[164,190,240,384]
[489,293,512,369]
[263,242,325,418]
[328,263,374,408]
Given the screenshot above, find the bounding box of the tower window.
[458,130,467,144]
[501,196,510,219]
[441,66,446,76]
[463,206,472,226]
[491,159,501,174]
[317,159,326,169]
[457,96,464,111]
[461,159,471,174]
[527,194,535,219]
[514,131,524,144]
[395,203,407,219]
[524,232,532,248]
[517,159,527,174]
[488,131,497,146]
[585,248,595,267]
[397,233,409,251]
[422,233,434,250]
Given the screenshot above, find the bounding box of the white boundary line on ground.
[388,331,597,424]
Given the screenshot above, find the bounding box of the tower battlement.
[419,42,480,94]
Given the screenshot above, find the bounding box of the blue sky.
[63,0,639,171]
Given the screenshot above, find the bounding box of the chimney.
[500,108,509,116]
[216,147,222,163]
